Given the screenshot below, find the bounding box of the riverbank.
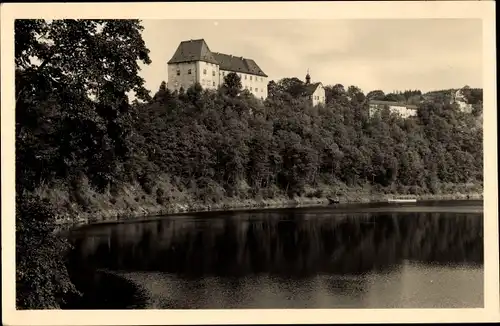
[44,177,482,229]
[62,269,150,309]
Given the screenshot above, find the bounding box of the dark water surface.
[66,200,483,309]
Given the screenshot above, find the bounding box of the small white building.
[302,71,325,106]
[368,100,418,119]
[167,39,269,99]
[450,89,473,113]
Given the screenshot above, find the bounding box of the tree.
[152,81,170,104]
[276,77,305,98]
[347,85,366,103]
[223,72,242,97]
[331,84,346,95]
[324,83,348,104]
[15,19,152,308]
[267,80,279,98]
[366,90,386,101]
[16,193,80,309]
[384,92,405,102]
[16,19,152,191]
[186,83,204,109]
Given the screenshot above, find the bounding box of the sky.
[138,19,483,95]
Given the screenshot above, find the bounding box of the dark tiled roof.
[167,39,219,64]
[213,52,268,77]
[303,82,321,96]
[167,39,268,77]
[369,100,418,109]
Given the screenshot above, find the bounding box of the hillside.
[423,87,483,105]
[21,79,484,226]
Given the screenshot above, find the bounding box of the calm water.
[66,200,484,309]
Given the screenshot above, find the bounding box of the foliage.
[15,19,151,308]
[16,19,152,192]
[222,72,242,97]
[366,90,385,101]
[129,79,482,198]
[460,85,483,105]
[16,193,80,309]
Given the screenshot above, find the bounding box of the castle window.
[213,81,215,86]
[212,71,215,76]
[203,69,207,75]
[250,76,252,81]
[245,86,248,89]
[188,69,192,74]
[245,75,247,80]
[222,72,225,76]
[176,70,180,76]
[250,87,253,91]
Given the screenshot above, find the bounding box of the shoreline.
[56,191,483,230]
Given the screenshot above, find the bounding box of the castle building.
[302,70,326,106]
[167,39,269,99]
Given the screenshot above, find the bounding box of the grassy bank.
[36,175,483,228]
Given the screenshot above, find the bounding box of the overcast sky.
[138,19,482,95]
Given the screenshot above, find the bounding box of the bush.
[16,193,81,309]
[156,187,165,198]
[156,197,165,205]
[310,189,324,198]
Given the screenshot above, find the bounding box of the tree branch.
[16,50,57,105]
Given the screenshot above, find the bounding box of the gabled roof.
[167,39,219,64]
[303,82,322,96]
[369,100,418,109]
[213,52,268,77]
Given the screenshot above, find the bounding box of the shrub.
[16,193,81,309]
[156,187,165,198]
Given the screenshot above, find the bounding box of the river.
[64,200,483,309]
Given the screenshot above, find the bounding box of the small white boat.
[387,198,417,203]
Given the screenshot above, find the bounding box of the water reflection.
[66,203,483,308]
[68,209,483,276]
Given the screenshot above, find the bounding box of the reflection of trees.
[68,212,483,277]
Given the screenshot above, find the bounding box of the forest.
[14,20,483,308]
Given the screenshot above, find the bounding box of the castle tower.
[305,69,311,85]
